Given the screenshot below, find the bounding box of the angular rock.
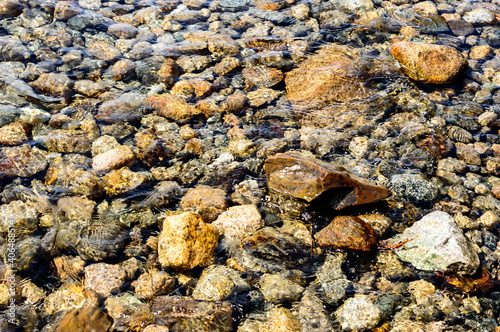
[0,145,47,179]
[42,284,99,316]
[54,1,82,20]
[264,153,389,208]
[151,296,233,332]
[104,293,154,331]
[0,37,30,61]
[0,121,29,146]
[180,185,229,222]
[212,204,263,241]
[96,92,146,124]
[157,211,219,270]
[316,216,377,252]
[102,167,147,195]
[385,211,480,275]
[84,263,126,298]
[132,269,175,301]
[31,73,74,99]
[335,296,381,331]
[391,41,469,84]
[43,306,112,332]
[92,145,135,172]
[89,41,121,62]
[192,265,249,301]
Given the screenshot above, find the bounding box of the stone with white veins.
[387,211,479,275]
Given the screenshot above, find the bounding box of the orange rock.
[89,41,121,62]
[92,145,135,172]
[264,153,389,209]
[53,306,112,332]
[0,121,29,146]
[157,58,179,87]
[315,215,377,252]
[146,94,202,121]
[180,185,229,222]
[112,59,136,80]
[391,41,469,84]
[255,0,286,10]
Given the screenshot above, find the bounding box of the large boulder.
[391,41,469,84]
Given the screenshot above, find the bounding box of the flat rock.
[42,284,99,316]
[264,153,389,209]
[391,41,469,84]
[92,145,135,172]
[158,211,219,270]
[180,185,229,222]
[104,293,154,331]
[43,306,112,332]
[132,269,175,301]
[386,211,480,275]
[0,121,29,146]
[84,263,126,298]
[146,94,202,121]
[0,145,47,179]
[315,215,377,252]
[192,265,249,301]
[212,204,263,241]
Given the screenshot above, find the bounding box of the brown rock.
[49,306,113,332]
[212,204,264,241]
[54,1,82,20]
[104,293,154,331]
[74,80,105,98]
[242,65,284,90]
[469,45,494,60]
[172,78,213,99]
[92,145,135,172]
[146,94,202,121]
[0,121,29,146]
[45,159,102,196]
[157,58,179,87]
[180,185,229,222]
[43,284,99,316]
[53,255,86,280]
[214,57,242,76]
[208,34,240,56]
[151,296,233,331]
[84,263,126,298]
[102,167,147,195]
[264,153,389,208]
[135,129,168,167]
[0,0,24,17]
[247,88,281,107]
[266,307,302,332]
[315,215,377,252]
[132,269,175,300]
[157,211,219,270]
[31,73,74,99]
[285,44,385,108]
[0,145,47,179]
[391,41,469,84]
[89,41,121,62]
[112,59,136,80]
[43,122,99,153]
[255,0,286,11]
[97,92,146,124]
[57,196,96,220]
[108,23,138,39]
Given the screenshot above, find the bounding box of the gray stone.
[389,174,438,204]
[312,253,352,305]
[192,265,249,301]
[259,273,304,304]
[386,211,480,275]
[335,296,381,331]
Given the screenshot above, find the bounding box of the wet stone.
[0,0,24,17]
[312,252,352,305]
[92,145,135,172]
[391,41,469,84]
[389,174,438,204]
[57,196,95,220]
[316,215,377,252]
[112,59,136,80]
[192,265,250,301]
[31,73,74,99]
[53,255,86,281]
[212,204,264,241]
[84,263,126,299]
[108,23,138,39]
[73,80,105,98]
[265,307,302,332]
[102,167,147,195]
[146,94,202,121]
[259,273,304,303]
[42,284,99,316]
[54,1,82,20]
[158,58,179,87]
[157,211,219,270]
[104,292,154,331]
[151,296,233,332]
[0,37,30,61]
[132,269,175,301]
[264,152,389,208]
[91,135,119,157]
[96,92,146,124]
[0,145,47,179]
[42,306,112,332]
[180,185,229,222]
[0,121,29,146]
[89,41,121,62]
[242,65,284,90]
[335,295,382,331]
[292,287,334,332]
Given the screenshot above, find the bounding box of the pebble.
[391,41,469,84]
[335,295,382,331]
[132,269,175,301]
[265,307,302,332]
[157,211,218,270]
[92,145,135,172]
[102,167,147,195]
[389,174,438,204]
[180,185,229,222]
[463,8,496,26]
[42,284,99,316]
[89,41,121,62]
[386,211,480,275]
[212,204,263,241]
[259,273,304,303]
[315,215,377,252]
[192,265,249,301]
[44,306,112,332]
[104,293,154,331]
[84,263,126,298]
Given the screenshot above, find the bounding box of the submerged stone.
[264,153,389,209]
[386,211,480,275]
[315,215,377,252]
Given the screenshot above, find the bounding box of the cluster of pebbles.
[2,0,500,330]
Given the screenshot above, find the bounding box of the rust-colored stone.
[146,94,202,121]
[391,41,469,84]
[53,306,112,332]
[264,153,389,209]
[315,215,377,252]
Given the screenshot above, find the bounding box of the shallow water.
[1,0,500,331]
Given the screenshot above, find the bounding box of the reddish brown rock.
[214,57,241,76]
[0,145,47,179]
[112,59,136,80]
[54,1,82,20]
[171,78,213,98]
[31,73,74,99]
[92,145,135,172]
[264,153,389,209]
[50,306,112,332]
[108,23,138,39]
[0,0,24,17]
[146,94,202,121]
[180,185,229,222]
[242,65,284,90]
[135,129,168,167]
[157,58,179,87]
[89,41,121,62]
[0,121,29,146]
[255,0,286,11]
[151,296,233,331]
[315,215,377,252]
[391,41,469,84]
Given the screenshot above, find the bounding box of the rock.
[31,73,74,99]
[292,287,334,331]
[214,57,241,76]
[157,211,219,270]
[233,227,310,273]
[104,293,154,331]
[247,88,281,107]
[264,153,389,208]
[53,255,86,281]
[43,306,112,332]
[259,273,304,303]
[0,37,30,61]
[255,0,285,11]
[157,58,179,87]
[208,34,240,57]
[335,295,381,331]
[390,41,469,84]
[92,145,135,172]
[151,296,233,332]
[146,94,202,121]
[77,219,127,261]
[0,145,47,179]
[0,0,24,17]
[469,45,494,60]
[57,196,95,220]
[41,125,98,154]
[447,19,475,37]
[389,174,438,204]
[192,265,249,301]
[180,185,229,222]
[285,43,392,108]
[357,213,392,238]
[315,215,377,252]
[376,251,415,280]
[331,0,379,21]
[54,1,82,20]
[102,167,147,195]
[89,41,121,62]
[108,23,138,39]
[212,205,263,241]
[42,284,99,316]
[132,269,175,301]
[463,8,495,26]
[84,263,126,298]
[172,78,213,98]
[385,211,480,275]
[96,92,146,124]
[91,135,119,157]
[74,80,105,98]
[45,159,102,196]
[112,59,136,80]
[312,253,352,305]
[0,122,29,146]
[242,65,283,90]
[265,307,302,332]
